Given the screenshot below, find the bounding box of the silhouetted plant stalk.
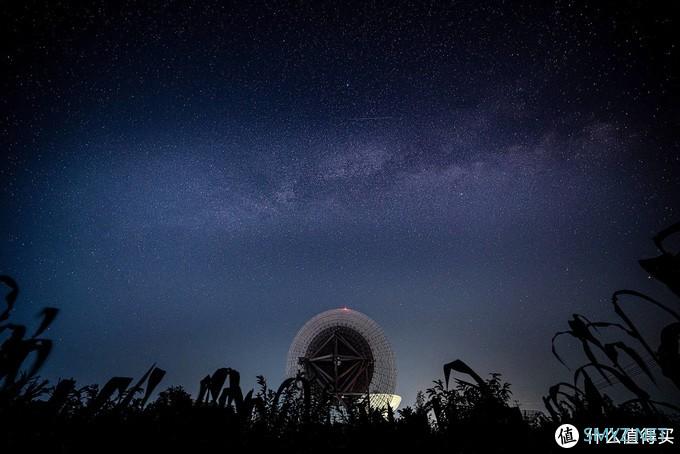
[544,222,680,423]
[0,275,57,403]
[639,222,680,298]
[1,222,678,452]
[86,364,167,414]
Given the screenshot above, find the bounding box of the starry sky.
[1,2,679,410]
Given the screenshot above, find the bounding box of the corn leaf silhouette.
[141,366,166,408]
[0,277,58,396]
[225,369,243,410]
[1,333,53,390]
[613,290,680,321]
[443,359,485,390]
[270,373,310,424]
[582,371,604,416]
[240,388,255,416]
[0,325,25,381]
[546,383,583,418]
[209,368,229,403]
[197,374,210,404]
[0,275,18,322]
[552,314,613,385]
[612,290,680,364]
[603,341,656,384]
[119,363,160,408]
[273,376,296,411]
[12,375,48,400]
[253,394,266,415]
[575,364,649,403]
[542,395,561,420]
[546,226,680,423]
[549,382,586,399]
[32,307,59,338]
[48,378,76,411]
[639,222,680,298]
[217,386,229,407]
[89,376,133,412]
[548,382,584,406]
[226,385,243,410]
[24,339,52,382]
[658,322,680,388]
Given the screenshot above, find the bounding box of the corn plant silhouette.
[86,364,167,413]
[544,222,680,424]
[421,359,524,451]
[639,222,680,298]
[2,222,679,453]
[0,275,58,402]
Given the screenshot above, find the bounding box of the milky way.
[1,2,678,409]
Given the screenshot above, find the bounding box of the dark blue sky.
[1,1,678,409]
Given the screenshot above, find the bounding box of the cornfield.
[1,223,678,453]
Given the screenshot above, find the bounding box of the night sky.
[1,2,679,410]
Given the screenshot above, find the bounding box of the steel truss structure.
[286,308,397,409]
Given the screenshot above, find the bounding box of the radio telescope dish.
[286,307,398,410]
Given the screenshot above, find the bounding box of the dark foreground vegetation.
[1,223,678,453]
